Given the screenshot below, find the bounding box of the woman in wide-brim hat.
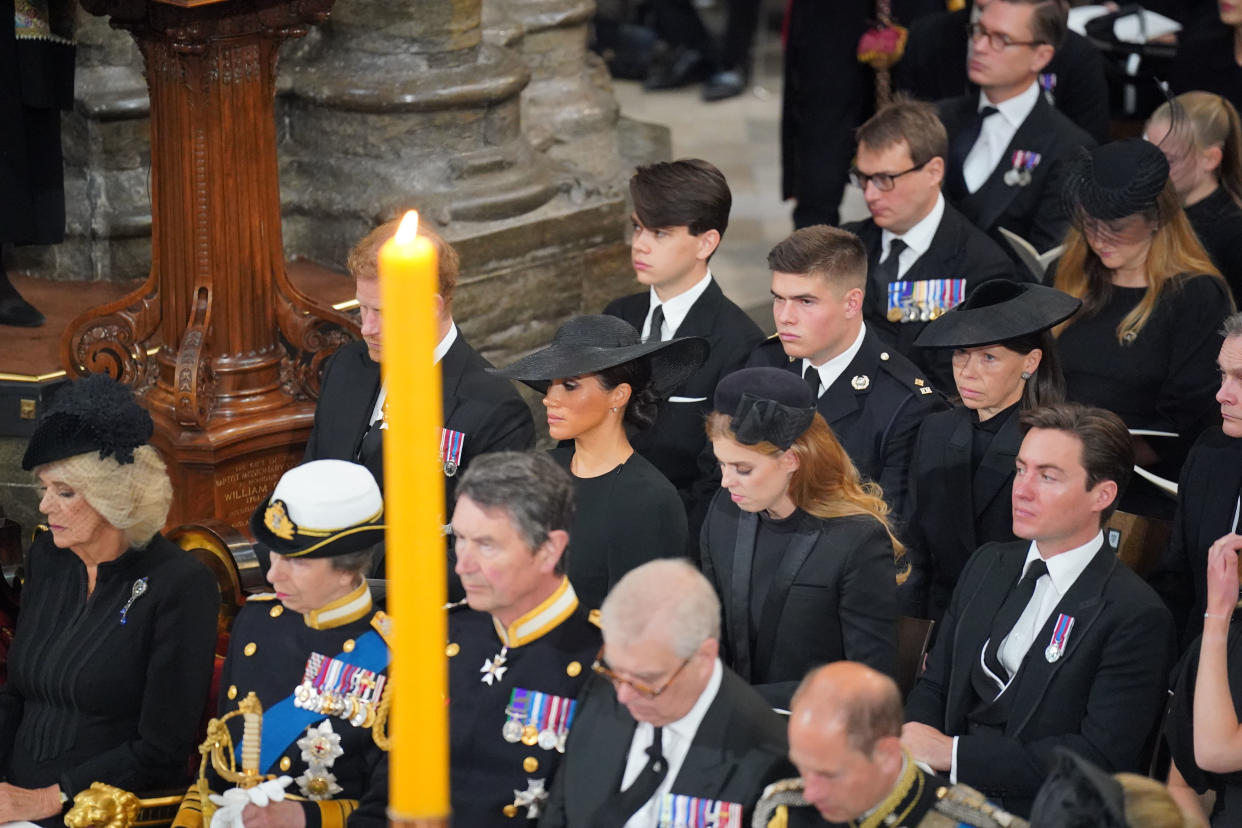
[493,314,708,611]
[1053,137,1234,517]
[904,280,1079,624]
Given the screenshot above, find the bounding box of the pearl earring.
[1021,371,1032,380]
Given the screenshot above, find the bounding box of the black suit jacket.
[904,405,1021,622]
[844,203,1020,389]
[746,329,948,527]
[896,7,1110,144]
[905,539,1175,816]
[539,669,792,827]
[604,280,764,518]
[938,93,1094,257]
[303,335,535,510]
[700,492,897,709]
[1150,427,1242,647]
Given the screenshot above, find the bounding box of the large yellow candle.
[379,211,448,821]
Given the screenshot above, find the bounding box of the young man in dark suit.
[604,160,763,532]
[303,218,535,513]
[540,559,791,827]
[843,98,1019,390]
[937,0,1094,258]
[903,403,1176,817]
[747,226,946,526]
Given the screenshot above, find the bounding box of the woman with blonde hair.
[1146,92,1242,304]
[1054,138,1234,515]
[699,367,898,708]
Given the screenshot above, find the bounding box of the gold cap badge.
[264,499,297,541]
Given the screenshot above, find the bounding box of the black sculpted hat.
[250,459,385,559]
[1028,748,1126,828]
[21,373,154,470]
[913,280,1081,350]
[492,315,709,397]
[713,368,816,450]
[1062,138,1170,222]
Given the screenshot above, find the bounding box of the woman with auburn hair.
[1054,138,1234,515]
[699,367,898,709]
[1146,92,1242,304]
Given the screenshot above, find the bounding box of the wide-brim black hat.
[1028,748,1126,828]
[492,315,709,397]
[713,367,816,450]
[250,459,385,559]
[21,373,154,470]
[913,280,1081,350]
[1061,138,1169,222]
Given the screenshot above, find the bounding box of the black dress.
[548,446,688,612]
[0,533,219,802]
[1185,187,1242,306]
[1168,622,1242,827]
[1171,25,1242,117]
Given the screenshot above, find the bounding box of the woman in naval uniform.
[904,281,1079,625]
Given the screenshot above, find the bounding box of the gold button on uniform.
[227,685,237,700]
[343,639,356,653]
[502,805,517,818]
[523,756,539,773]
[566,661,581,677]
[244,642,257,656]
[279,757,292,772]
[446,643,460,657]
[269,605,283,618]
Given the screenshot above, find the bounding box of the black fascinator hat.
[21,373,154,470]
[713,368,816,450]
[1062,138,1170,223]
[914,281,1081,350]
[1028,748,1126,828]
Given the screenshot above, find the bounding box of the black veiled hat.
[492,315,709,397]
[21,373,154,470]
[1028,748,1126,828]
[913,280,1081,350]
[1062,138,1170,222]
[713,368,816,450]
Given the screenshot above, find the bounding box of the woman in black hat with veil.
[1054,138,1234,516]
[903,281,1079,624]
[494,315,708,612]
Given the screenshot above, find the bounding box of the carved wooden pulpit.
[65,0,356,526]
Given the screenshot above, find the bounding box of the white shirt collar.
[802,323,868,396]
[982,80,1040,131]
[433,322,459,365]
[664,657,722,744]
[881,193,945,263]
[645,270,713,341]
[1027,531,1104,595]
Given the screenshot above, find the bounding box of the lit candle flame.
[395,210,420,244]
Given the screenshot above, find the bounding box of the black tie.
[880,238,907,284]
[803,363,821,399]
[982,558,1049,686]
[950,105,999,193]
[647,305,666,343]
[592,727,668,828]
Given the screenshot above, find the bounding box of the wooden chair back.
[1105,511,1172,579]
[896,615,935,700]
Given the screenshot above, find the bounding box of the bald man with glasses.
[540,559,791,828]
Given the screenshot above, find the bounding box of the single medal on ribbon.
[1044,613,1075,663]
[1039,72,1057,104]
[503,688,532,743]
[440,428,465,477]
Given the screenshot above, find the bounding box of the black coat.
[304,336,535,509]
[938,94,1094,257]
[700,492,897,709]
[746,329,948,527]
[1171,25,1242,117]
[905,405,1021,624]
[844,203,1020,390]
[538,669,792,827]
[1186,186,1242,307]
[604,279,764,521]
[895,7,1110,144]
[905,540,1176,816]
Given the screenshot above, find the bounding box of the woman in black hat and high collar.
[3,374,219,825]
[494,315,708,612]
[904,280,1079,624]
[699,367,900,709]
[1054,138,1234,516]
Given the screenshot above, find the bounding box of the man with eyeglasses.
[540,559,791,827]
[843,99,1018,391]
[936,0,1094,260]
[446,452,601,825]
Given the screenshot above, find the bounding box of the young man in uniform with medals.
[172,459,391,828]
[445,452,600,825]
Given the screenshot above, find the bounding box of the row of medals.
[294,679,383,728]
[502,712,568,753]
[886,303,948,323]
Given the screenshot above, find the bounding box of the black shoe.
[643,48,710,90]
[0,295,45,327]
[701,69,747,102]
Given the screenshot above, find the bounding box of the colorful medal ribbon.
[1044,613,1075,663]
[440,428,465,476]
[503,688,533,743]
[1039,72,1057,103]
[503,688,577,751]
[658,793,744,828]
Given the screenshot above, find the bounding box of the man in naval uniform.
[747,225,946,528]
[446,452,600,825]
[172,459,390,828]
[754,662,1027,827]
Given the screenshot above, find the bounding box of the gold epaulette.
[371,610,393,646]
[246,592,279,602]
[588,609,602,628]
[931,784,1029,828]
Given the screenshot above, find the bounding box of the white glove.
[209,777,294,828]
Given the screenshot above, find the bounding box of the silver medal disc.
[1045,644,1060,663]
[537,728,559,751]
[1004,168,1020,186]
[502,719,524,743]
[1018,170,1032,187]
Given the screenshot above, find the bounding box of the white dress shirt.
[802,323,867,398]
[621,659,724,828]
[880,194,946,278]
[370,322,457,426]
[962,81,1040,194]
[642,270,714,342]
